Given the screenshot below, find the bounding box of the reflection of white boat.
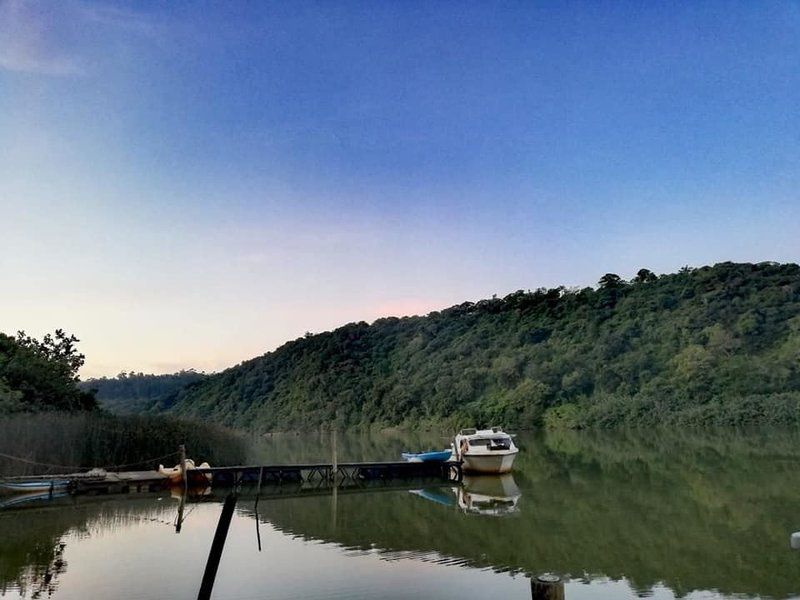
[453,427,519,474]
[409,474,522,517]
[457,474,521,516]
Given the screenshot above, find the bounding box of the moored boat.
[158,459,212,485]
[0,479,71,495]
[453,427,519,474]
[401,449,453,463]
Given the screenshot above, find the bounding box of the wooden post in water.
[530,574,564,600]
[254,467,264,552]
[330,483,338,533]
[198,492,238,600]
[255,467,264,502]
[175,489,186,533]
[331,428,338,483]
[178,444,188,493]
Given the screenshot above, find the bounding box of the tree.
[634,268,658,284]
[16,329,85,381]
[157,262,800,430]
[0,330,96,413]
[598,273,625,289]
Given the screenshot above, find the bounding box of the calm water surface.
[1,429,799,599]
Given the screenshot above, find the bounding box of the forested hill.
[161,262,800,431]
[81,371,206,414]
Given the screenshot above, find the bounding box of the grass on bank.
[0,412,248,477]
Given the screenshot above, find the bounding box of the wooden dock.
[1,460,462,497]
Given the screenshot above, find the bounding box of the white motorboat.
[453,427,519,474]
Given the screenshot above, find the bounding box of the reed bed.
[0,412,248,477]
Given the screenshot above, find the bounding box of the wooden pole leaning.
[178,444,188,493]
[198,492,238,600]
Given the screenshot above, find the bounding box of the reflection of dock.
[196,461,462,487]
[1,461,462,498]
[194,470,461,600]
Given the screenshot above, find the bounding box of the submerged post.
[198,492,238,600]
[178,444,188,492]
[254,467,264,507]
[254,466,264,552]
[175,489,186,534]
[330,483,338,533]
[530,574,564,600]
[331,428,338,482]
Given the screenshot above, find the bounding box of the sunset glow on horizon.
[2,1,798,377]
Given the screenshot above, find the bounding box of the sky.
[1,1,799,377]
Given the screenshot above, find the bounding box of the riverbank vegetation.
[160,262,800,430]
[0,332,244,473]
[0,413,247,477]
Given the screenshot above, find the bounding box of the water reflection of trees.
[246,428,454,464]
[10,542,66,599]
[250,429,800,599]
[1,430,799,599]
[0,497,173,596]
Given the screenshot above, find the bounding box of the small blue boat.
[401,449,453,463]
[0,490,69,510]
[0,480,70,494]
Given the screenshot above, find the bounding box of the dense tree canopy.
[82,370,207,414]
[0,330,96,413]
[161,262,800,431]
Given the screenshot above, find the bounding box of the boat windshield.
[489,438,512,450]
[466,437,512,449]
[468,439,489,447]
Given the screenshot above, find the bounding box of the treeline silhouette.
[0,330,96,413]
[159,261,800,430]
[81,370,207,414]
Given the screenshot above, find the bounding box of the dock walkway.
[1,460,463,496]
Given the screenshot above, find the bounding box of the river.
[1,428,799,599]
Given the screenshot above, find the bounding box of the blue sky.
[1,1,798,376]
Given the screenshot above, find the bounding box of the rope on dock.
[0,450,181,473]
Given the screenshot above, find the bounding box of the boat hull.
[0,480,70,494]
[462,451,517,474]
[401,450,453,463]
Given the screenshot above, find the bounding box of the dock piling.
[530,574,564,600]
[198,492,238,600]
[331,429,338,482]
[178,445,188,494]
